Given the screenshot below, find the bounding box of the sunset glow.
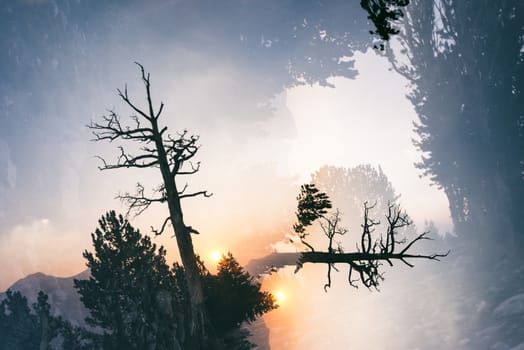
[3,1,498,349]
[274,291,286,304]
[211,250,222,263]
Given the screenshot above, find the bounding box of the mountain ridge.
[0,269,90,327]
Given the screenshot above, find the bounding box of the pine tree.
[33,291,62,350]
[203,253,276,334]
[0,290,62,350]
[0,290,39,350]
[74,211,183,350]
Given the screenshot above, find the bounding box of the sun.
[274,291,286,304]
[211,250,222,262]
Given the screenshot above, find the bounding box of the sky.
[0,45,451,289]
[0,0,455,347]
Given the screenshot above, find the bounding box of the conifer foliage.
[202,253,276,334]
[0,290,62,350]
[75,211,276,349]
[74,211,184,350]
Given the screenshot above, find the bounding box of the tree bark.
[151,108,209,348]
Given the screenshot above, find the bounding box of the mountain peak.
[0,269,90,326]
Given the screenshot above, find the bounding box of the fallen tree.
[251,184,448,291]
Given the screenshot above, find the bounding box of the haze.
[2,1,522,349]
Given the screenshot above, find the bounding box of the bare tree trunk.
[146,101,209,348]
[88,63,215,349]
[162,168,207,346]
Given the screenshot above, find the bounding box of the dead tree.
[88,63,212,349]
[283,184,448,290]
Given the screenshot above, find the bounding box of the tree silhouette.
[0,290,62,350]
[293,184,447,290]
[88,64,213,348]
[202,253,276,334]
[293,183,332,251]
[248,183,446,290]
[33,291,63,350]
[0,290,39,349]
[74,211,183,350]
[59,322,99,350]
[74,211,276,349]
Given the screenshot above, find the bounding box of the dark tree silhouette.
[59,322,99,350]
[386,0,524,251]
[293,183,333,252]
[293,184,447,290]
[201,253,276,334]
[0,290,62,350]
[248,184,447,290]
[74,211,275,349]
[88,64,213,348]
[74,211,184,350]
[0,290,39,349]
[33,291,63,350]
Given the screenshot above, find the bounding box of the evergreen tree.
[74,211,183,350]
[202,253,276,334]
[33,291,63,350]
[75,211,277,349]
[60,321,101,350]
[0,290,39,350]
[0,290,62,350]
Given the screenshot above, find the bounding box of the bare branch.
[151,217,171,236]
[301,239,316,253]
[400,231,432,254]
[134,61,159,121]
[89,65,211,216]
[178,162,201,175]
[155,102,165,120]
[165,133,201,176]
[361,202,380,254]
[186,226,201,235]
[178,183,189,195]
[88,111,155,143]
[298,250,448,266]
[118,183,167,217]
[324,263,333,292]
[94,155,110,171]
[96,146,159,171]
[272,200,447,290]
[117,86,151,121]
[179,191,213,199]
